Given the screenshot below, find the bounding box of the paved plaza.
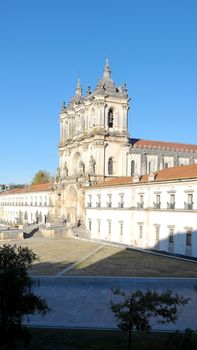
[29,276,197,331]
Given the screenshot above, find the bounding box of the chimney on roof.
[133,174,140,183]
[148,172,155,182]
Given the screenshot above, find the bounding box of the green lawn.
[66,246,197,277]
[15,328,197,350]
[1,238,197,277]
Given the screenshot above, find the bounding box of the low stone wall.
[40,227,73,239]
[0,230,23,240]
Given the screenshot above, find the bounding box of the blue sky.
[0,0,197,183]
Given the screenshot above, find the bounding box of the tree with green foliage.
[0,244,50,349]
[31,170,51,185]
[110,288,189,350]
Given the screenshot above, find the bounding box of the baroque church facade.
[55,59,197,225]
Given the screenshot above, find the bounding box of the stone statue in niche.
[64,162,68,177]
[89,156,96,174]
[79,160,85,175]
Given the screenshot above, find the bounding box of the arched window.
[165,162,168,168]
[131,160,135,176]
[108,108,113,128]
[108,157,113,175]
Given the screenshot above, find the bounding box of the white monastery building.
[0,183,53,225]
[85,165,197,257]
[1,60,197,257]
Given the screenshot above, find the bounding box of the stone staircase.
[72,224,91,240]
[23,224,39,239]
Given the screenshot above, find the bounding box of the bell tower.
[55,60,130,223]
[58,59,130,182]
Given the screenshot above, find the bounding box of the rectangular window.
[156,194,160,204]
[155,225,160,242]
[118,194,124,208]
[107,194,112,207]
[170,194,175,209]
[96,195,101,207]
[188,194,193,204]
[88,219,92,231]
[107,219,112,240]
[138,224,143,239]
[167,194,175,209]
[108,220,111,235]
[87,195,92,208]
[170,194,175,204]
[169,227,174,243]
[186,230,192,246]
[119,221,124,242]
[185,193,193,210]
[154,194,161,209]
[97,219,100,233]
[138,194,144,209]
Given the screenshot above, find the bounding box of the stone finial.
[76,78,82,97]
[55,167,60,180]
[118,85,122,92]
[86,86,91,95]
[103,58,111,80]
[123,83,127,92]
[61,101,65,111]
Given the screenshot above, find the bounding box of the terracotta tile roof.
[0,183,52,196]
[97,177,133,187]
[154,164,197,181]
[93,164,197,188]
[130,138,197,152]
